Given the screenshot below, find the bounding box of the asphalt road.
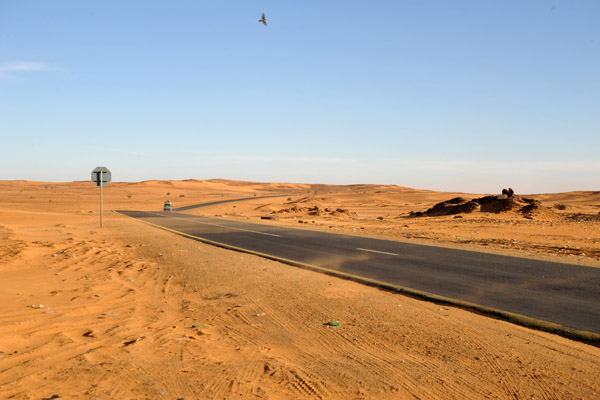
[173,195,286,212]
[117,209,600,337]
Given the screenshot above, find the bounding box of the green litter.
[85,349,94,354]
[192,325,209,328]
[326,321,341,326]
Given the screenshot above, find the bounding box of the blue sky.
[1,1,598,193]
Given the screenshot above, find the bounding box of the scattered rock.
[276,205,356,217]
[123,337,143,346]
[564,213,600,222]
[308,206,322,216]
[330,208,357,217]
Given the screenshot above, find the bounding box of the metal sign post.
[91,167,112,227]
[100,170,103,227]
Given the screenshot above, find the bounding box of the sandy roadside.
[1,180,599,399]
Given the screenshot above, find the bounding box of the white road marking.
[149,212,282,237]
[356,248,398,256]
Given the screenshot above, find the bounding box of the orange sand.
[1,180,599,399]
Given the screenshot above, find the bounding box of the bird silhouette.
[259,13,267,26]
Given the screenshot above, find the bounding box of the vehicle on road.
[164,200,173,211]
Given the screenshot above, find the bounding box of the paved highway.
[117,209,600,338]
[173,195,285,212]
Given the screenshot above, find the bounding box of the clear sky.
[1,1,598,193]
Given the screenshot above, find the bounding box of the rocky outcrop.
[411,190,556,219]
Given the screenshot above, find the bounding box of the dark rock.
[412,191,555,218]
[308,206,322,216]
[415,198,480,216]
[502,188,515,197]
[446,197,467,204]
[331,208,358,217]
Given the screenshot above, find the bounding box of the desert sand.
[1,179,599,399]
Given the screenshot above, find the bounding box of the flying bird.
[259,13,267,26]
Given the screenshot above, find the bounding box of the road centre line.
[149,212,282,237]
[356,248,399,256]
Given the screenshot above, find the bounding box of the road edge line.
[115,211,600,347]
